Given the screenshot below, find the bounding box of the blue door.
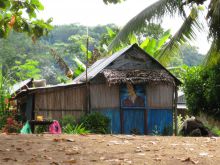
[120,84,146,135]
[147,109,173,135]
[123,109,145,134]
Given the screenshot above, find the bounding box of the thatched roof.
[73,44,181,86]
[102,69,176,85]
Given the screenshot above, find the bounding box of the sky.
[39,0,211,54]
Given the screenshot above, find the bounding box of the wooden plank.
[144,109,147,135]
[34,86,87,111]
[174,87,178,136]
[147,84,174,109]
[90,84,119,109]
[123,109,145,135]
[36,109,85,121]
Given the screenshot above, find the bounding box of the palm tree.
[104,0,220,66]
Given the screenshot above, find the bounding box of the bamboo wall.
[90,84,120,109]
[147,84,174,109]
[34,85,87,120]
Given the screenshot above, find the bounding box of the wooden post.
[86,28,90,114]
[144,109,147,135]
[119,85,123,134]
[120,108,124,134]
[174,86,178,136]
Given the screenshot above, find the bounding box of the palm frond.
[207,0,220,49]
[50,49,73,78]
[155,7,203,66]
[108,0,183,51]
[203,40,220,66]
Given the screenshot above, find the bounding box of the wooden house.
[16,44,181,135]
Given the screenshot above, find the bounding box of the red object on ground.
[49,120,62,134]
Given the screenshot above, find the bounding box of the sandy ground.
[0,134,219,165]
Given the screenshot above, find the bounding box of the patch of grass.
[63,123,90,134]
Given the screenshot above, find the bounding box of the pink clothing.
[49,120,62,134]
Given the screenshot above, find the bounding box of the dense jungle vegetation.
[0,24,204,85]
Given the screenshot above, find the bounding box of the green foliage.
[180,45,205,66]
[151,125,160,136]
[80,112,110,134]
[63,123,90,134]
[176,114,190,136]
[107,0,220,65]
[0,111,11,131]
[183,66,205,115]
[1,112,22,133]
[0,0,52,39]
[59,115,76,128]
[0,66,11,112]
[0,24,114,85]
[105,25,171,60]
[73,57,86,77]
[35,125,48,134]
[12,59,41,81]
[210,127,220,136]
[162,124,173,136]
[183,63,220,120]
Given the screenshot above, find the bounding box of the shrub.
[2,117,22,133]
[211,127,220,136]
[0,112,11,130]
[176,114,190,136]
[35,125,48,134]
[59,115,76,128]
[183,64,220,120]
[63,123,90,134]
[80,112,110,134]
[205,124,220,136]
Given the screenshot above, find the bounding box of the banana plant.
[106,27,171,59]
[0,65,11,112]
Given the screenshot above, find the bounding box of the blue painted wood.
[120,84,146,135]
[147,109,173,135]
[100,109,121,134]
[123,109,145,135]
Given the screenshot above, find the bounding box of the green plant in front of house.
[59,115,76,128]
[1,112,22,133]
[162,124,173,136]
[0,65,11,112]
[35,125,48,134]
[151,125,160,136]
[80,112,110,134]
[0,65,14,131]
[205,124,220,137]
[210,127,220,136]
[176,114,190,136]
[63,123,90,134]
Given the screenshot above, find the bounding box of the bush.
[205,124,220,136]
[183,64,220,120]
[59,115,76,127]
[80,112,110,134]
[35,125,48,134]
[0,110,23,133]
[63,123,90,134]
[2,117,22,133]
[0,112,11,130]
[176,114,190,136]
[211,127,220,136]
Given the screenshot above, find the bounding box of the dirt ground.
[0,134,219,165]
